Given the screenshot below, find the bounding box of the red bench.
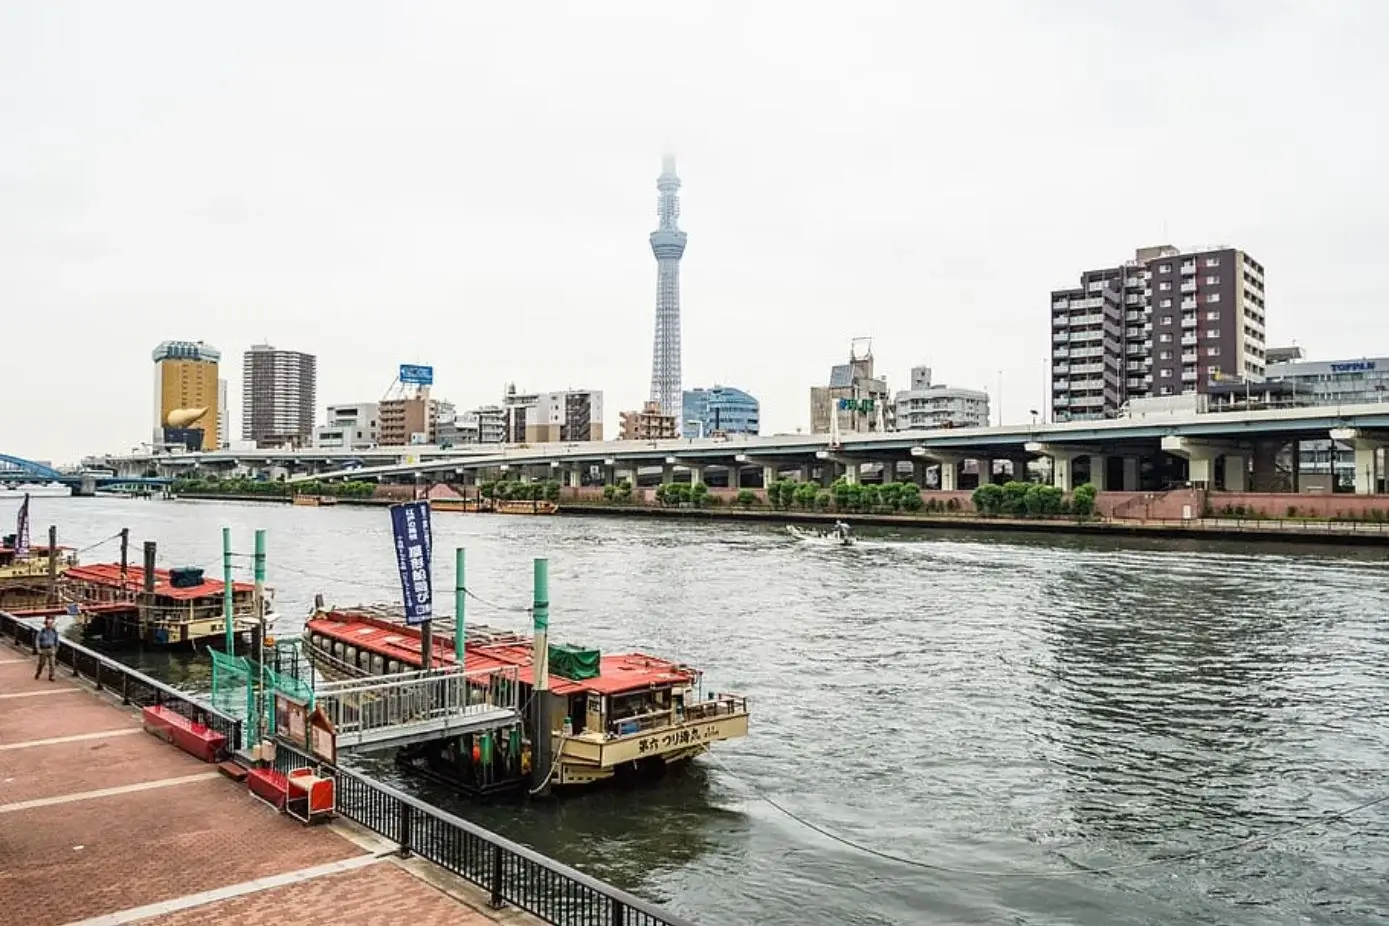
[140,705,227,763]
[247,767,290,810]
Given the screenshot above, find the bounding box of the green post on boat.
[252,529,267,743]
[454,548,465,664]
[222,527,234,654]
[530,557,552,797]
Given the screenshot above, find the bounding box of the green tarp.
[549,643,601,681]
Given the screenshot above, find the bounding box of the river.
[6,494,1389,926]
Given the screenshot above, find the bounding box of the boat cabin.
[64,563,259,645]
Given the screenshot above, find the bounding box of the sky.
[3,1,1388,464]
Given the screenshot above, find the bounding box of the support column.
[1024,443,1084,492]
[880,460,898,484]
[602,458,616,485]
[799,464,813,483]
[661,461,675,485]
[939,459,959,492]
[815,451,859,484]
[1330,429,1387,495]
[762,465,778,487]
[1250,442,1281,492]
[911,460,928,486]
[1121,457,1139,492]
[688,463,706,485]
[1009,456,1031,483]
[1087,455,1108,492]
[1223,455,1247,492]
[1161,436,1243,490]
[565,465,582,489]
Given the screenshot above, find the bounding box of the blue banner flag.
[389,500,433,625]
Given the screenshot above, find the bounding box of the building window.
[1206,256,1221,267]
[1206,292,1221,303]
[1158,263,1171,273]
[1207,346,1221,357]
[1161,315,1173,325]
[1159,350,1173,361]
[1160,299,1172,309]
[1159,333,1173,343]
[1160,386,1173,396]
[1206,310,1220,321]
[1159,369,1173,378]
[1206,275,1220,285]
[1205,328,1220,338]
[1159,281,1172,291]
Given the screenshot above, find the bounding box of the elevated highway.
[283,402,1389,496]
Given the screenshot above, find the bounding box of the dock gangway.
[314,663,521,752]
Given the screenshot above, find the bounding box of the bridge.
[314,663,521,752]
[284,402,1389,496]
[0,454,172,494]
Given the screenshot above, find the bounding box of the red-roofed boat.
[56,563,279,647]
[303,605,749,792]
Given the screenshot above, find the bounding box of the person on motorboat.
[832,520,851,543]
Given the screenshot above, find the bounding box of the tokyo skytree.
[648,154,687,416]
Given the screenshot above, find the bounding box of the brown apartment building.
[619,401,678,441]
[1050,245,1267,421]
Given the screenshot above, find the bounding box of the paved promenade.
[0,647,537,926]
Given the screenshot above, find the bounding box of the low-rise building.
[314,403,380,450]
[682,385,760,438]
[379,396,452,446]
[619,400,678,441]
[1264,353,1389,491]
[809,339,892,435]
[893,366,990,430]
[437,405,506,447]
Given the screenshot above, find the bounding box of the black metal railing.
[0,610,243,752]
[272,742,696,926]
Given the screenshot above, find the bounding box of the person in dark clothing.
[34,616,58,681]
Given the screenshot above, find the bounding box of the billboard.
[399,364,434,386]
[389,501,433,625]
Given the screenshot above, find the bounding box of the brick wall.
[1211,491,1389,519]
[1097,489,1205,520]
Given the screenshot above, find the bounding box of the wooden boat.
[60,563,279,646]
[0,544,77,611]
[429,496,486,513]
[303,606,749,792]
[292,495,339,507]
[492,499,558,515]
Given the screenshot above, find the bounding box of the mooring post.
[454,548,466,664]
[252,529,267,743]
[46,526,58,604]
[140,541,157,641]
[530,557,552,797]
[119,528,129,584]
[222,527,234,654]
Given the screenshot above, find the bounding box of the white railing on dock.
[315,663,521,750]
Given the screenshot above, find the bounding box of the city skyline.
[4,3,1389,462]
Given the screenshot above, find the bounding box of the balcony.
[1052,315,1068,328]
[1181,315,1197,328]
[1181,371,1198,383]
[1181,335,1198,347]
[1124,277,1142,288]
[1053,332,1069,343]
[1180,262,1197,275]
[1181,298,1197,310]
[1182,352,1199,363]
[1180,280,1197,293]
[1052,299,1069,310]
[1052,364,1070,374]
[1074,313,1103,326]
[1053,348,1069,358]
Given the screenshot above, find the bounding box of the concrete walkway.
[0,642,539,926]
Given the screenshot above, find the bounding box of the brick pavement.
[0,640,538,926]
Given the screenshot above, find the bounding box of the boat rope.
[267,563,535,616]
[70,531,126,556]
[528,733,569,796]
[704,754,1389,879]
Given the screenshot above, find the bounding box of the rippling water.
[8,495,1389,925]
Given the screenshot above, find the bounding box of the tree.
[1071,483,1097,519]
[879,482,903,511]
[543,480,561,503]
[615,479,633,502]
[973,483,1006,516]
[480,481,498,500]
[735,488,758,509]
[602,483,617,502]
[691,481,710,508]
[793,482,819,510]
[899,482,923,512]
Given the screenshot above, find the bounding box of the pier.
[0,611,695,926]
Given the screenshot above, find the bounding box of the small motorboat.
[787,523,855,547]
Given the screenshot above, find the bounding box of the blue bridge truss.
[0,453,171,490]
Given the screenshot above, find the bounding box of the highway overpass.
[265,402,1389,495]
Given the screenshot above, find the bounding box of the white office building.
[894,366,990,430]
[314,402,380,450]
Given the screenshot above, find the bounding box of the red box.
[140,705,228,763]
[247,767,289,810]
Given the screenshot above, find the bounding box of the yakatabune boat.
[303,605,749,793]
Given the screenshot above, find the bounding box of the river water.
[6,495,1389,926]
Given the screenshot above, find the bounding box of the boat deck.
[0,649,538,926]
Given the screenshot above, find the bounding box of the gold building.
[152,341,221,451]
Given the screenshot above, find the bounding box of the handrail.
[0,609,243,752]
[272,741,698,926]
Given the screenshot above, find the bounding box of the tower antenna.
[648,153,688,415]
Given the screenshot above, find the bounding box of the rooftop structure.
[809,338,892,436]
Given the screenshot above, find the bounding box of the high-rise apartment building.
[682,385,760,438]
[893,366,990,430]
[1050,245,1267,421]
[648,154,687,416]
[501,385,603,444]
[241,343,317,447]
[151,340,221,451]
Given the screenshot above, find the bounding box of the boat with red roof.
[303,604,750,793]
[59,563,279,647]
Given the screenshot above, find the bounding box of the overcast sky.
[3,1,1387,463]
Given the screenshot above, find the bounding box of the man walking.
[34,616,58,682]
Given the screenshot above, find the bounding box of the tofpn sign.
[399,364,434,386]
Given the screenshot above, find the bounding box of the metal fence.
[272,741,697,926]
[0,609,243,749]
[315,663,520,746]
[1113,516,1389,535]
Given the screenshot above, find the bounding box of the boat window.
[372,655,384,674]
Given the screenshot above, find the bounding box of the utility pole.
[222,527,234,654]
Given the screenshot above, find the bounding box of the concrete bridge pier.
[1122,457,1140,492]
[602,458,616,486]
[1330,428,1388,494]
[910,447,964,491]
[664,456,706,485]
[1161,437,1246,490]
[1024,443,1102,493]
[815,451,859,485]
